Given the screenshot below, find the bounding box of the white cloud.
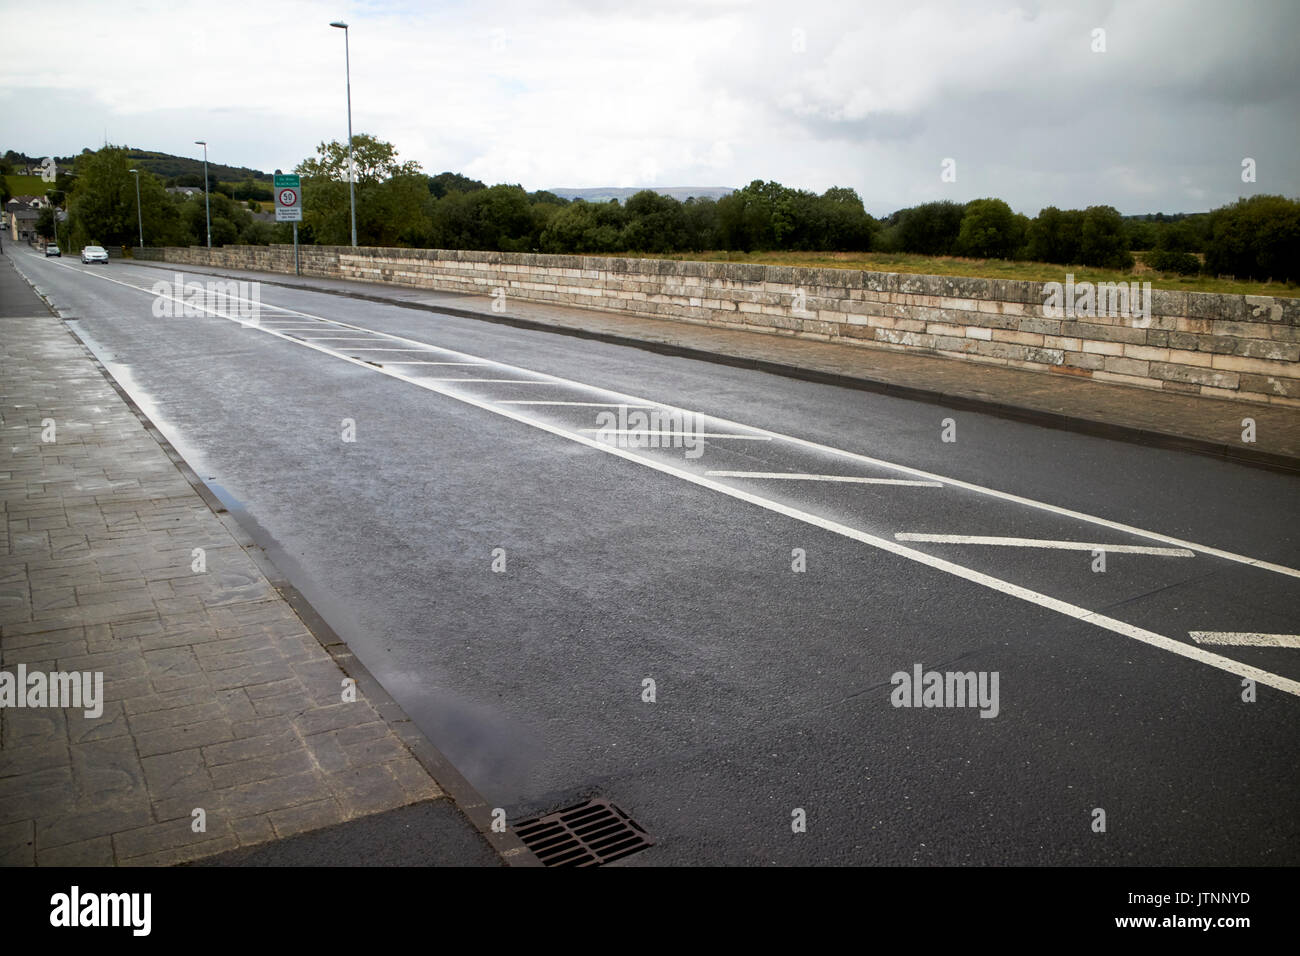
[1,0,1296,214]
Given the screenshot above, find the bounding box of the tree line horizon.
[12,140,1299,283]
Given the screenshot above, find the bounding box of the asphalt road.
[10,247,1300,865]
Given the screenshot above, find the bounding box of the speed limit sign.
[274,174,302,222]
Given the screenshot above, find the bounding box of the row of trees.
[44,142,1300,283]
[39,147,273,251]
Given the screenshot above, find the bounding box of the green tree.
[894,201,965,256]
[955,198,1019,258]
[36,206,56,240]
[621,190,688,252]
[1203,195,1300,282]
[428,171,487,198]
[64,146,183,248]
[681,197,720,251]
[1025,206,1085,264]
[816,187,876,251]
[296,134,425,246]
[1079,205,1133,269]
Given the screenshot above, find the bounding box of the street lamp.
[195,140,211,248]
[129,169,144,249]
[45,189,59,248]
[330,20,358,247]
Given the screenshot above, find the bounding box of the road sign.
[275,173,302,222]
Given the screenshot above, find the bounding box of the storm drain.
[514,799,654,866]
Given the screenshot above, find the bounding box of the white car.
[81,245,109,264]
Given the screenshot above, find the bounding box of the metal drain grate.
[514,799,654,866]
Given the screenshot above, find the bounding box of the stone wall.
[146,245,1300,407]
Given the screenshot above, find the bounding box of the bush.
[1146,249,1200,275]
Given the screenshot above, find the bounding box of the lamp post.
[45,190,58,248]
[330,20,358,247]
[129,169,144,249]
[194,140,211,248]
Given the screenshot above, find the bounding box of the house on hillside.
[9,194,50,209]
[166,186,203,200]
[6,202,40,241]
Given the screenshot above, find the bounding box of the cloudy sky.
[2,0,1296,216]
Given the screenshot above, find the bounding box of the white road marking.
[420,379,559,384]
[581,430,772,440]
[895,534,1195,557]
[1190,632,1300,649]
[341,348,440,352]
[709,471,942,487]
[28,257,1300,698]
[497,401,658,407]
[378,362,491,366]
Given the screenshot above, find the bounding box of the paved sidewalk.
[128,257,1300,471]
[0,253,507,866]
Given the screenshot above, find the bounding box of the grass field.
[609,249,1300,298]
[4,175,53,198]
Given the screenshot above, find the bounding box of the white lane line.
[296,337,381,341]
[379,362,491,366]
[342,348,440,352]
[581,430,772,440]
[29,260,1300,697]
[895,534,1195,557]
[497,401,658,407]
[1190,632,1300,649]
[708,471,942,487]
[420,378,558,384]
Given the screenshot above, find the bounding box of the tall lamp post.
[194,140,211,248]
[45,190,57,248]
[330,20,358,247]
[129,169,144,249]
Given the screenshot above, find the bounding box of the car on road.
[45,244,61,257]
[80,245,109,264]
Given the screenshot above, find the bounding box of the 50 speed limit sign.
[274,174,302,222]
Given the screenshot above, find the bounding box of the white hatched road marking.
[27,256,1300,698]
[1190,632,1300,649]
[895,534,1195,557]
[709,471,942,487]
[583,430,772,440]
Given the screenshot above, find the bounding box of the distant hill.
[549,186,734,203]
[123,149,271,183]
[2,147,270,184]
